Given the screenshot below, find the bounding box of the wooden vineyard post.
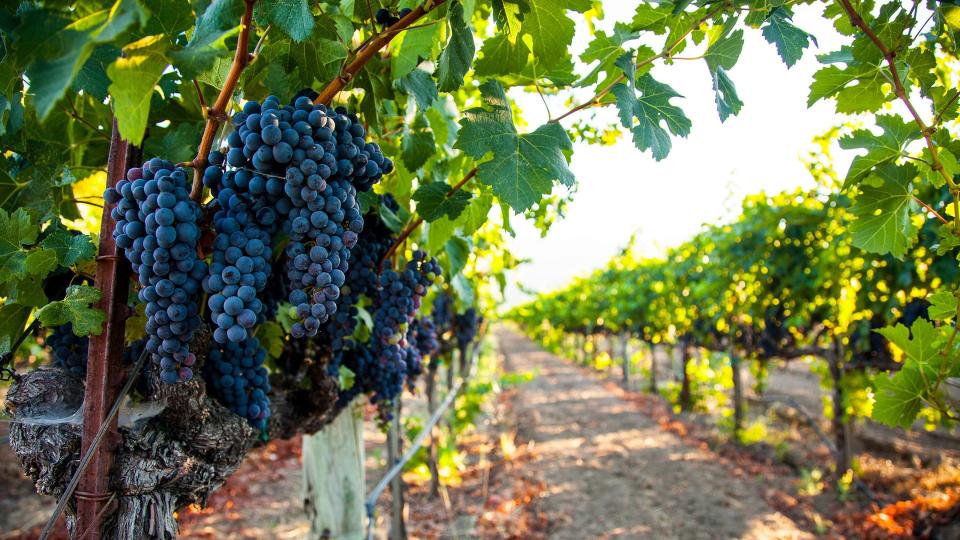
[621,333,630,388]
[76,121,137,539]
[830,338,853,474]
[302,403,366,540]
[679,340,693,411]
[388,399,407,540]
[729,333,744,439]
[648,341,658,394]
[425,360,440,499]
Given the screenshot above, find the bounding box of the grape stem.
[314,0,448,105]
[187,0,257,202]
[836,0,958,200]
[380,167,478,269]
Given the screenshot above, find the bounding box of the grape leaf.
[262,0,314,42]
[578,24,638,87]
[392,22,439,79]
[630,3,673,34]
[0,208,39,279]
[455,190,493,235]
[27,0,146,119]
[398,69,438,112]
[437,1,476,92]
[840,115,918,187]
[255,321,286,360]
[712,68,743,122]
[761,7,813,68]
[413,182,473,222]
[455,81,574,212]
[107,35,170,145]
[808,65,887,113]
[876,319,943,371]
[474,33,530,77]
[25,249,58,276]
[872,366,926,428]
[40,228,96,267]
[426,216,457,254]
[521,0,588,71]
[444,236,471,276]
[401,116,435,171]
[849,164,917,259]
[927,291,957,321]
[0,304,32,355]
[35,284,105,336]
[612,74,692,161]
[704,29,743,73]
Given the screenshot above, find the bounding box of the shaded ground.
[497,328,811,540]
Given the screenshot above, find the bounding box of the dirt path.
[497,328,812,540]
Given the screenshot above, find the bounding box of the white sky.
[501,3,855,307]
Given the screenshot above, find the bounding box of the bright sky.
[501,3,855,307]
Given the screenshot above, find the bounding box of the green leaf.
[630,3,673,33]
[474,33,530,78]
[0,304,32,355]
[255,321,286,359]
[0,208,39,279]
[455,81,575,212]
[107,35,169,145]
[578,24,637,87]
[263,0,314,42]
[704,29,743,73]
[761,7,813,68]
[413,182,473,222]
[875,319,943,370]
[521,0,581,71]
[397,69,438,112]
[808,65,887,113]
[437,1,476,92]
[712,67,743,122]
[27,0,146,119]
[392,22,439,79]
[401,116,435,171]
[928,291,958,321]
[849,164,917,259]
[40,229,96,267]
[25,249,58,276]
[426,216,457,254]
[612,74,691,161]
[840,115,918,187]
[922,147,960,189]
[455,190,493,235]
[872,366,925,428]
[35,284,105,336]
[444,236,470,276]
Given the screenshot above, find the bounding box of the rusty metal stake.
[76,120,137,539]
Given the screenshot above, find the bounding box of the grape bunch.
[325,199,394,363]
[104,158,206,384]
[409,317,440,357]
[374,7,412,28]
[206,336,271,428]
[454,308,481,350]
[203,201,273,345]
[432,292,455,335]
[47,324,88,376]
[204,95,394,338]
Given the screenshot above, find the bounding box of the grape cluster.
[204,202,273,345]
[410,317,440,357]
[432,292,455,335]
[206,336,271,429]
[47,324,88,376]
[325,200,394,362]
[374,7,411,28]
[454,308,480,350]
[104,158,206,384]
[204,95,394,338]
